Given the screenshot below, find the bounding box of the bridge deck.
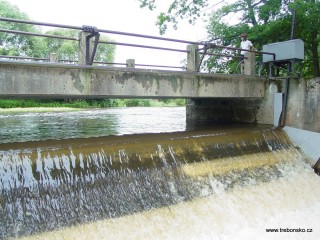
[0,60,266,99]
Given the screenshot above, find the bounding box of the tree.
[43,29,116,63]
[138,0,320,77]
[205,0,292,73]
[0,0,45,57]
[139,0,210,35]
[290,0,320,77]
[0,0,115,64]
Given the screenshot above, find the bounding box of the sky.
[5,0,214,69]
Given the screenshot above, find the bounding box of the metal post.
[280,62,292,127]
[78,26,100,65]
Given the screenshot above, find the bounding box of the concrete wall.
[186,81,280,125]
[186,77,320,130]
[284,126,320,164]
[285,78,320,132]
[0,60,266,99]
[282,78,320,164]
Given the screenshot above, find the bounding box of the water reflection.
[0,107,186,143]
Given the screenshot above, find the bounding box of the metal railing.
[0,17,276,72]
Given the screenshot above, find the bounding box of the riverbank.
[0,99,186,110]
[0,107,81,113]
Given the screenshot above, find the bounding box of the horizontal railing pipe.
[0,17,199,45]
[198,43,276,59]
[99,40,188,53]
[0,28,78,41]
[0,17,277,67]
[0,17,83,30]
[0,55,48,61]
[199,52,243,59]
[134,63,183,69]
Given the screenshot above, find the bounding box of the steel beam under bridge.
[0,60,266,99]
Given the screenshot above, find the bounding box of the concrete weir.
[0,126,303,239]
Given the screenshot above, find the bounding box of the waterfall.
[0,126,319,239]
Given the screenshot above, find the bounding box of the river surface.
[0,107,319,240]
[0,107,186,143]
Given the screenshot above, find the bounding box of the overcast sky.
[5,0,211,68]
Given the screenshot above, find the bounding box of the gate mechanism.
[197,42,217,72]
[82,25,100,65]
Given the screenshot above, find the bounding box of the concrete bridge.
[0,18,274,125]
[0,58,274,125]
[0,60,265,99]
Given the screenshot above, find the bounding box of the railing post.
[78,31,89,65]
[186,44,200,128]
[244,52,256,75]
[49,53,57,63]
[186,44,200,72]
[126,59,135,68]
[78,28,99,65]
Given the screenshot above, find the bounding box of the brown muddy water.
[0,107,319,240]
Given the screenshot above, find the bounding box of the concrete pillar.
[186,82,279,126]
[186,45,200,72]
[78,31,97,65]
[186,44,200,125]
[244,52,256,75]
[78,31,87,65]
[126,59,135,68]
[49,53,57,63]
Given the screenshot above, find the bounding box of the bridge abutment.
[185,44,272,126]
[186,82,280,126]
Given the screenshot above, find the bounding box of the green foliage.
[139,0,320,77]
[43,29,79,61]
[290,0,320,77]
[43,29,116,62]
[160,98,186,106]
[0,0,45,57]
[124,99,151,107]
[0,0,115,63]
[0,98,185,109]
[139,0,208,34]
[95,36,116,63]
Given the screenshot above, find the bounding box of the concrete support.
[78,30,99,65]
[0,60,266,99]
[186,44,200,124]
[49,53,57,63]
[285,78,320,132]
[126,59,135,68]
[78,31,89,65]
[244,52,256,75]
[186,45,200,72]
[185,46,275,126]
[187,98,263,125]
[186,81,279,126]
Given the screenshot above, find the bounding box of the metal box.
[262,39,304,63]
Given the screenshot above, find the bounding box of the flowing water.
[0,107,319,240]
[0,107,186,144]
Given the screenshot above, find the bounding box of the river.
[0,107,319,240]
[0,107,186,143]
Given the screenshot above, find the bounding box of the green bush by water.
[0,99,185,108]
